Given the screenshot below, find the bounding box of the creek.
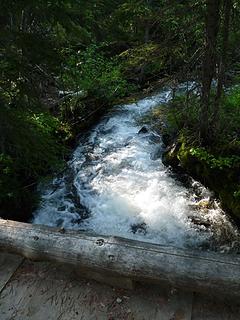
[33,85,239,251]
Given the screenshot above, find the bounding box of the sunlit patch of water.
[33,85,239,251]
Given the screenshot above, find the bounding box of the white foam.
[33,86,239,249]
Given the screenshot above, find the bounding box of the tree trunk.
[144,0,153,43]
[200,0,221,143]
[138,0,153,83]
[212,0,232,134]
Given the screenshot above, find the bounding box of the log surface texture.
[0,219,240,297]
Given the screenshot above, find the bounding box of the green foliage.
[189,147,240,170]
[120,43,160,67]
[0,154,15,200]
[163,92,200,139]
[217,86,240,146]
[0,106,70,218]
[164,85,240,153]
[62,45,133,102]
[120,43,166,79]
[162,81,240,219]
[30,112,72,142]
[233,188,240,199]
[0,108,68,176]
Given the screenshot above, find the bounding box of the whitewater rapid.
[33,86,239,250]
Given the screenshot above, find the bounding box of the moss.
[119,43,161,69]
[177,142,191,165]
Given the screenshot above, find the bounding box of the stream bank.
[162,138,240,225]
[160,84,240,226]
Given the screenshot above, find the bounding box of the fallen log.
[0,219,240,297]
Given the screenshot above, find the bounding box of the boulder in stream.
[138,126,148,134]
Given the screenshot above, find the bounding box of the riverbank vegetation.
[161,1,240,221]
[162,84,240,221]
[0,1,240,221]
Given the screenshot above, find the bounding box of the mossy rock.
[163,140,240,222]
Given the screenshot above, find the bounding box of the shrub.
[0,106,70,219]
[62,45,133,102]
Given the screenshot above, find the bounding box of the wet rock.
[198,241,211,250]
[175,173,192,186]
[56,218,64,227]
[189,216,211,228]
[138,126,148,134]
[58,205,66,211]
[150,147,162,160]
[220,245,231,253]
[59,227,65,234]
[162,142,181,167]
[124,136,133,146]
[148,134,160,144]
[162,133,172,146]
[116,298,122,304]
[131,222,147,234]
[63,175,90,222]
[101,125,117,135]
[70,218,82,224]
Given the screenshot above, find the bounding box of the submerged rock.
[162,132,172,146]
[131,222,147,234]
[162,142,181,167]
[58,205,66,211]
[138,126,148,134]
[189,216,211,228]
[56,218,64,227]
[150,146,162,160]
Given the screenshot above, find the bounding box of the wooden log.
[0,219,240,297]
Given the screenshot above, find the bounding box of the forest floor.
[0,252,239,320]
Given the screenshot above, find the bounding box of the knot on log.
[95,239,104,246]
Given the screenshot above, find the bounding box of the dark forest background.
[1,0,240,221]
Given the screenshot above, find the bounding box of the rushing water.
[33,86,239,250]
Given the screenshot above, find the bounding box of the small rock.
[220,245,231,253]
[170,288,177,295]
[131,222,147,235]
[56,218,64,227]
[59,227,65,234]
[116,298,122,304]
[57,206,66,212]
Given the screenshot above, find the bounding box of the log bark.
[0,219,240,297]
